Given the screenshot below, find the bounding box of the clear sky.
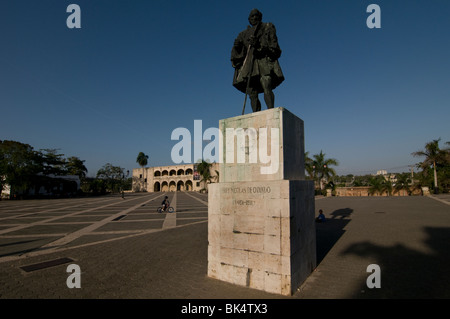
[1,0,449,177]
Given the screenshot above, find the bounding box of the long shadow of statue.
[330,208,353,219]
[341,226,450,298]
[316,208,354,264]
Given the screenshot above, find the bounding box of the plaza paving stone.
[0,192,448,301]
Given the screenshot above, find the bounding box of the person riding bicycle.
[161,196,170,212]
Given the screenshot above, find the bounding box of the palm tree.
[368,175,386,196]
[136,152,149,191]
[445,141,450,162]
[412,138,447,193]
[312,150,339,190]
[304,151,314,179]
[393,173,411,196]
[383,179,393,196]
[197,160,212,192]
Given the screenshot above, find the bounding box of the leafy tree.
[37,149,67,176]
[65,156,88,179]
[0,140,40,198]
[412,138,448,193]
[0,140,90,199]
[81,177,106,195]
[96,163,125,193]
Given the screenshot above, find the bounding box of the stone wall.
[335,186,422,196]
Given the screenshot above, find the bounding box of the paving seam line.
[162,192,177,229]
[0,196,121,221]
[426,195,450,206]
[0,219,208,264]
[38,193,165,249]
[0,194,157,235]
[183,191,208,206]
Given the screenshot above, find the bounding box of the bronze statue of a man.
[231,9,284,113]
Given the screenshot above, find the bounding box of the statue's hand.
[232,61,243,68]
[248,35,256,46]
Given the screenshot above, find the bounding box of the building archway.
[161,181,169,192]
[162,170,168,176]
[177,181,185,191]
[177,169,184,176]
[185,180,193,191]
[169,170,176,176]
[154,171,161,177]
[169,181,176,192]
[186,168,193,175]
[154,182,161,192]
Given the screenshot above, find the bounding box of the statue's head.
[248,9,262,26]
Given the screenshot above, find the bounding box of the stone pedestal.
[207,107,316,296]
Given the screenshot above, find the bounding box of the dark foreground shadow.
[315,208,353,264]
[342,226,450,298]
[0,237,60,258]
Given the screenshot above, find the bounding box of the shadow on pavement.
[315,208,353,265]
[342,226,450,298]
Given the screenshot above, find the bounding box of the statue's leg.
[249,91,261,112]
[260,75,274,109]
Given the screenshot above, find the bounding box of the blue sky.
[1,0,449,177]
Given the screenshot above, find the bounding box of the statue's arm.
[231,32,246,68]
[263,23,282,60]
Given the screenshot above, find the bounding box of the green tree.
[136,152,149,191]
[0,140,90,199]
[65,156,88,179]
[412,138,448,193]
[81,177,106,195]
[96,163,125,193]
[37,149,67,176]
[312,150,339,190]
[0,140,40,198]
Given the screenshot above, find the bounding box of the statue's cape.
[233,59,284,94]
[231,22,285,94]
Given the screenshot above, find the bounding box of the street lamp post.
[121,170,130,199]
[312,165,316,190]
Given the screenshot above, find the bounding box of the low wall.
[335,187,421,197]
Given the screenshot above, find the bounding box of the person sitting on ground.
[316,209,326,223]
[161,196,170,212]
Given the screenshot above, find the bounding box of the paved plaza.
[0,192,449,299]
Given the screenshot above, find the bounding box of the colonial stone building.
[132,163,219,193]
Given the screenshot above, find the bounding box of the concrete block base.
[207,180,316,295]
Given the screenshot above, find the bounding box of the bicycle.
[157,206,174,213]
